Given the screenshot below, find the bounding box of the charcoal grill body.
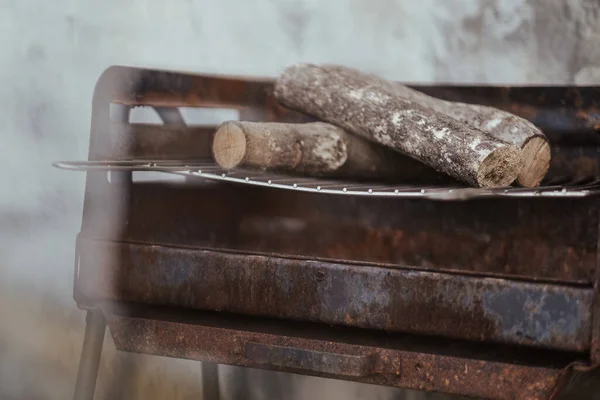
[71,66,600,399]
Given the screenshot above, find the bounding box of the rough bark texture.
[212,121,448,182]
[390,82,550,187]
[274,64,523,188]
[323,65,550,187]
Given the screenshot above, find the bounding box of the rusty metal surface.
[548,145,600,179]
[244,342,377,377]
[232,193,599,283]
[590,216,600,364]
[548,361,600,399]
[72,66,600,399]
[76,237,593,352]
[79,179,598,283]
[101,304,573,400]
[96,66,600,133]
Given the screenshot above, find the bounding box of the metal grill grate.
[53,159,600,200]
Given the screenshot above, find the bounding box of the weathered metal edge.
[76,237,594,352]
[102,305,564,400]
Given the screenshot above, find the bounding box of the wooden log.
[322,65,550,187]
[274,64,523,188]
[390,89,549,187]
[212,121,449,182]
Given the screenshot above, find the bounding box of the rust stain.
[80,67,600,400]
[76,238,594,352]
[102,308,566,400]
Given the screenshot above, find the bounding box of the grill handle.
[244,342,378,377]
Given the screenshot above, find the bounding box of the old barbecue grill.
[58,66,600,399]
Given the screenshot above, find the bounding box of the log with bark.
[320,65,551,187]
[274,64,524,188]
[402,91,550,187]
[212,121,448,182]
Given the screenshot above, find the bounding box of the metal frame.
[73,310,106,400]
[68,66,600,399]
[72,309,221,400]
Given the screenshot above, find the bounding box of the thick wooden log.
[323,65,550,187]
[212,121,448,182]
[274,64,523,188]
[393,88,549,187]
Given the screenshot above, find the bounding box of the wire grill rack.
[53,159,600,201]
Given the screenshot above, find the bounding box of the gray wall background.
[1,0,599,399]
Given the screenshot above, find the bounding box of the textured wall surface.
[1,0,599,399]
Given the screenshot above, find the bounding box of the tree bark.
[391,86,549,187]
[274,64,523,188]
[212,121,448,182]
[321,65,550,187]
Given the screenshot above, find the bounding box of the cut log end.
[212,122,247,170]
[477,146,523,188]
[518,136,551,187]
[276,64,533,188]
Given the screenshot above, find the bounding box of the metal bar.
[102,305,570,400]
[244,342,376,377]
[110,104,131,124]
[155,107,186,126]
[95,66,600,134]
[77,238,594,352]
[201,362,220,400]
[73,310,106,400]
[590,211,600,363]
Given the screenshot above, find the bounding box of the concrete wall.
[1,0,599,399]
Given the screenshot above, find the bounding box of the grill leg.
[202,362,220,400]
[73,310,106,400]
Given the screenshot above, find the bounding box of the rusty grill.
[62,66,600,399]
